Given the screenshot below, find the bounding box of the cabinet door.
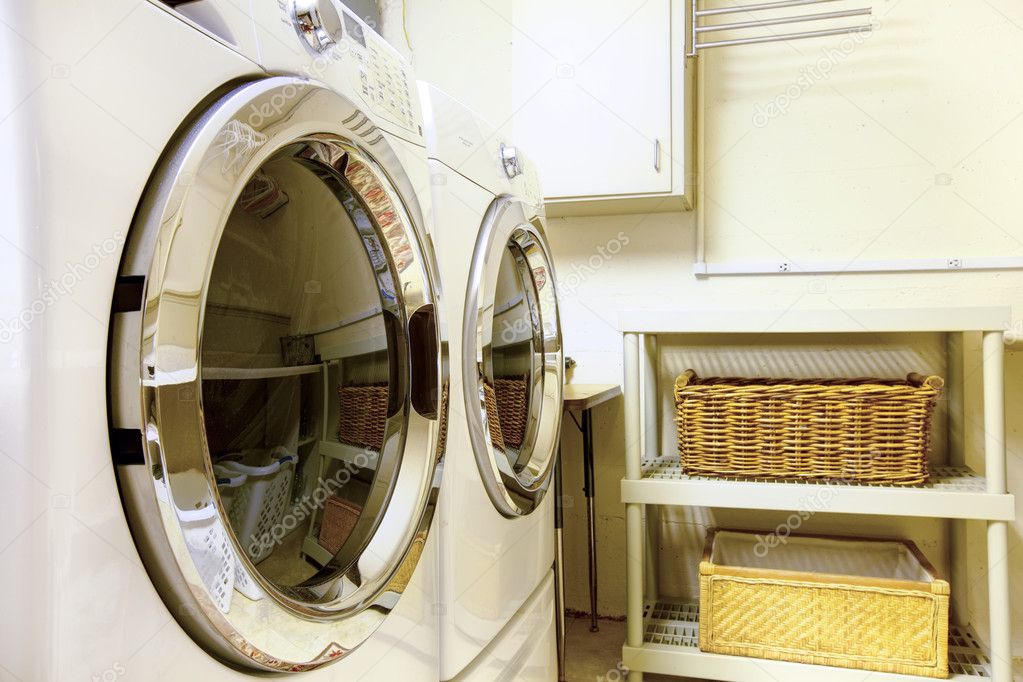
[512,0,673,199]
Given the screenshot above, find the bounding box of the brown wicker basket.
[700,529,950,678]
[494,376,528,448]
[338,384,388,451]
[436,383,449,457]
[483,383,506,450]
[318,495,362,554]
[675,370,944,485]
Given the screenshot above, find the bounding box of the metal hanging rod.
[698,23,872,50]
[688,0,874,55]
[696,0,845,18]
[695,7,871,33]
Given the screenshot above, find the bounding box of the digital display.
[343,14,367,48]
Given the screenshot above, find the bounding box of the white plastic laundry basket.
[219,447,298,564]
[178,471,239,614]
[214,464,246,510]
[214,465,265,601]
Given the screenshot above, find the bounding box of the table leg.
[582,408,599,633]
[554,444,567,682]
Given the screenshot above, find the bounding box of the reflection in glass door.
[200,143,411,601]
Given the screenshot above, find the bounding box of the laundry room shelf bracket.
[619,305,1015,682]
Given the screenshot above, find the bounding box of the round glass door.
[201,140,410,595]
[115,78,444,672]
[463,196,563,517]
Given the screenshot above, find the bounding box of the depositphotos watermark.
[207,7,364,176]
[496,230,631,344]
[752,17,881,129]
[248,5,359,131]
[90,661,126,682]
[557,230,631,297]
[1,232,125,344]
[246,449,378,557]
[751,478,851,557]
[597,661,631,682]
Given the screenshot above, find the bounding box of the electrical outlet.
[947,258,963,270]
[778,262,791,272]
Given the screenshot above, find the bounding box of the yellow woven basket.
[674,370,944,485]
[699,529,950,678]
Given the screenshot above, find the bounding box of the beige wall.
[403,0,1023,659]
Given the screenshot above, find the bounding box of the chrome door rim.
[120,77,444,672]
[462,196,564,517]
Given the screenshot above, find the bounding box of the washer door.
[110,77,444,672]
[463,196,564,517]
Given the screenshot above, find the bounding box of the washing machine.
[418,83,564,682]
[2,1,444,679]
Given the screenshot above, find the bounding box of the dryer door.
[463,197,564,517]
[109,77,445,672]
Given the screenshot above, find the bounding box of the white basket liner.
[711,531,935,583]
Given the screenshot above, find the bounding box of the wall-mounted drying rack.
[687,0,873,55]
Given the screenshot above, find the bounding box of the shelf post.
[982,330,1011,681]
[946,332,969,620]
[987,521,1012,681]
[641,334,660,601]
[624,332,644,682]
[983,331,1007,494]
[947,331,965,467]
[641,334,660,456]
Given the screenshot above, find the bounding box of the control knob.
[291,0,342,54]
[500,144,522,179]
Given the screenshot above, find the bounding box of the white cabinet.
[511,0,691,216]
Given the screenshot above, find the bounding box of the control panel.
[339,6,418,133]
[289,0,420,136]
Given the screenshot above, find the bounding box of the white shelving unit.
[620,306,1015,682]
[301,360,339,567]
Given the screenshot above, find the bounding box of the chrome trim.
[291,0,342,54]
[500,144,523,179]
[463,196,563,517]
[112,77,445,672]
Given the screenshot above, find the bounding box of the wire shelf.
[642,599,993,678]
[642,457,988,491]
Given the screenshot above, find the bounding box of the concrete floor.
[564,616,700,682]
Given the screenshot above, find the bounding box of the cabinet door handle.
[654,139,662,173]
